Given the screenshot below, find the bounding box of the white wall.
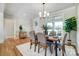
[0,4,4,43]
[0,13,4,43]
[76,4,79,48]
[4,17,33,38]
[33,17,44,33]
[14,16,33,37]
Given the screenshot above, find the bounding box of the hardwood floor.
[0,37,30,56]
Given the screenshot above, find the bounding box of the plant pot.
[67,39,71,45]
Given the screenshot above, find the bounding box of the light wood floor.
[0,37,30,56]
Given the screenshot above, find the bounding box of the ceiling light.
[39,3,49,19]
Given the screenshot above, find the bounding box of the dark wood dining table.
[46,36,59,56]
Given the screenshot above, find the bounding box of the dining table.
[45,35,59,56]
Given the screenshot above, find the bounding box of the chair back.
[62,33,67,45]
[29,31,35,40]
[37,33,46,44]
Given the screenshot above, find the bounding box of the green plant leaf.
[64,16,77,32]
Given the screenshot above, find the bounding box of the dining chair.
[52,33,67,56]
[60,33,78,56]
[37,33,50,56]
[59,33,67,56]
[29,31,38,52]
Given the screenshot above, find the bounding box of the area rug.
[16,43,76,56]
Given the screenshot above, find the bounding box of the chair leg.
[36,40,38,46]
[34,44,36,52]
[38,43,40,53]
[61,46,64,56]
[64,47,66,53]
[30,42,32,49]
[59,48,61,51]
[45,48,47,56]
[51,46,54,54]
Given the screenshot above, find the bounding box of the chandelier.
[39,3,49,19]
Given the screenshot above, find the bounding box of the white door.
[4,19,14,39]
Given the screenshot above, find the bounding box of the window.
[46,16,63,37]
[47,22,53,35]
[54,21,63,37]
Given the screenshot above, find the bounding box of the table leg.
[55,41,58,56]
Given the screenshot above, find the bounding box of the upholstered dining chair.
[37,33,53,56]
[52,33,67,56]
[29,31,38,52]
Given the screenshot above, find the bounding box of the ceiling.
[4,3,76,19]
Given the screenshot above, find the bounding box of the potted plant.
[64,16,77,44]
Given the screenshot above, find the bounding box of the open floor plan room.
[0,3,79,56]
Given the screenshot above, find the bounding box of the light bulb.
[39,12,42,17]
[44,11,47,14]
[47,13,49,16]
